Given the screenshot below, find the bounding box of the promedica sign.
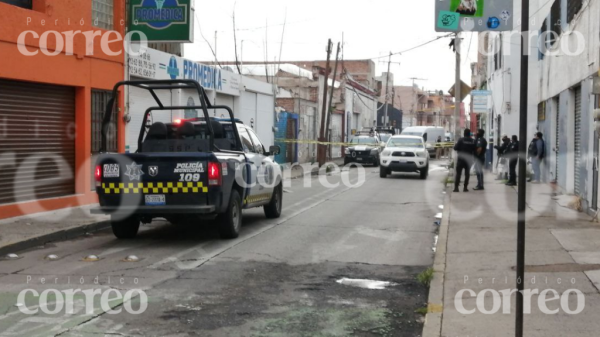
[129,0,192,42]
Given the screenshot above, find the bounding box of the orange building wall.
[0,0,126,219]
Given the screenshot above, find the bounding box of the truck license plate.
[145,195,166,206]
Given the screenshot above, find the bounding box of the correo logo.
[133,0,188,30]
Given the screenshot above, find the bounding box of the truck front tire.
[264,183,282,219]
[111,216,140,239]
[218,190,242,239]
[420,164,429,180]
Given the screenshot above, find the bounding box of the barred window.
[567,0,583,24]
[539,17,549,60]
[92,0,114,30]
[550,0,561,45]
[493,36,502,71]
[92,90,118,153]
[538,102,546,121]
[0,0,31,9]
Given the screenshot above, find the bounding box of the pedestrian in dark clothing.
[453,129,476,192]
[494,134,510,180]
[473,129,487,190]
[527,132,545,183]
[506,135,519,186]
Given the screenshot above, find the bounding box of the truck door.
[245,127,276,205]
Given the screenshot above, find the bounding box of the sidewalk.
[425,173,600,337]
[0,205,109,256]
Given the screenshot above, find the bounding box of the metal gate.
[555,98,560,182]
[574,87,582,195]
[0,79,75,204]
[593,95,599,210]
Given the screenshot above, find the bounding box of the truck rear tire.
[111,216,140,239]
[218,190,242,239]
[264,183,282,219]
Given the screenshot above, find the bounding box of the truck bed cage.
[100,79,241,153]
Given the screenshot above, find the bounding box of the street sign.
[435,0,514,32]
[129,0,193,42]
[448,81,471,102]
[471,90,491,113]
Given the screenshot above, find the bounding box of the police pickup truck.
[91,80,283,240]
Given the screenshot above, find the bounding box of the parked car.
[379,135,429,179]
[91,79,283,240]
[344,135,384,166]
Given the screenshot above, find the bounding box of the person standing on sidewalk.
[506,135,519,186]
[453,129,475,192]
[494,134,510,180]
[528,132,545,183]
[473,129,487,190]
[436,135,443,159]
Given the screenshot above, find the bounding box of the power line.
[464,32,473,65]
[367,33,454,60]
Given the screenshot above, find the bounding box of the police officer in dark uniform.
[453,129,476,192]
[506,135,519,186]
[473,129,488,190]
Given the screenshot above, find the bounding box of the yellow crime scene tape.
[274,138,456,148]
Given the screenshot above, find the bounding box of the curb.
[422,177,451,337]
[0,220,111,256]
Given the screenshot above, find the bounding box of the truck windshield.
[388,138,423,148]
[350,137,378,145]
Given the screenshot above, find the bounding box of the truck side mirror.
[268,145,281,156]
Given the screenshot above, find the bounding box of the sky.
[185,0,479,95]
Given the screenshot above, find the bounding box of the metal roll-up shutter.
[574,87,582,195]
[555,99,560,181]
[0,79,75,204]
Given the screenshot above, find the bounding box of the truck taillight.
[208,162,221,186]
[95,165,102,186]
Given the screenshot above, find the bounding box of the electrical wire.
[367,33,454,60]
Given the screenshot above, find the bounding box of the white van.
[400,126,446,155]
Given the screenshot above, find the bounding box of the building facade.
[483,0,600,213]
[0,0,126,219]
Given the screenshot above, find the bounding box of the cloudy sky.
[185,0,478,94]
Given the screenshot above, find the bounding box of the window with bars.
[0,0,31,9]
[550,0,561,45]
[493,36,502,71]
[538,102,546,121]
[567,0,583,24]
[92,90,118,153]
[92,0,114,30]
[539,17,549,60]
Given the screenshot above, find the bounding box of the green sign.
[129,0,192,42]
[435,0,514,32]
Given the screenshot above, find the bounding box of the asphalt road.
[0,161,448,337]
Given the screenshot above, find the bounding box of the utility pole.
[325,42,341,161]
[384,52,392,127]
[454,32,461,141]
[318,39,333,166]
[516,1,530,336]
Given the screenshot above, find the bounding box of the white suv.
[379,135,429,179]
